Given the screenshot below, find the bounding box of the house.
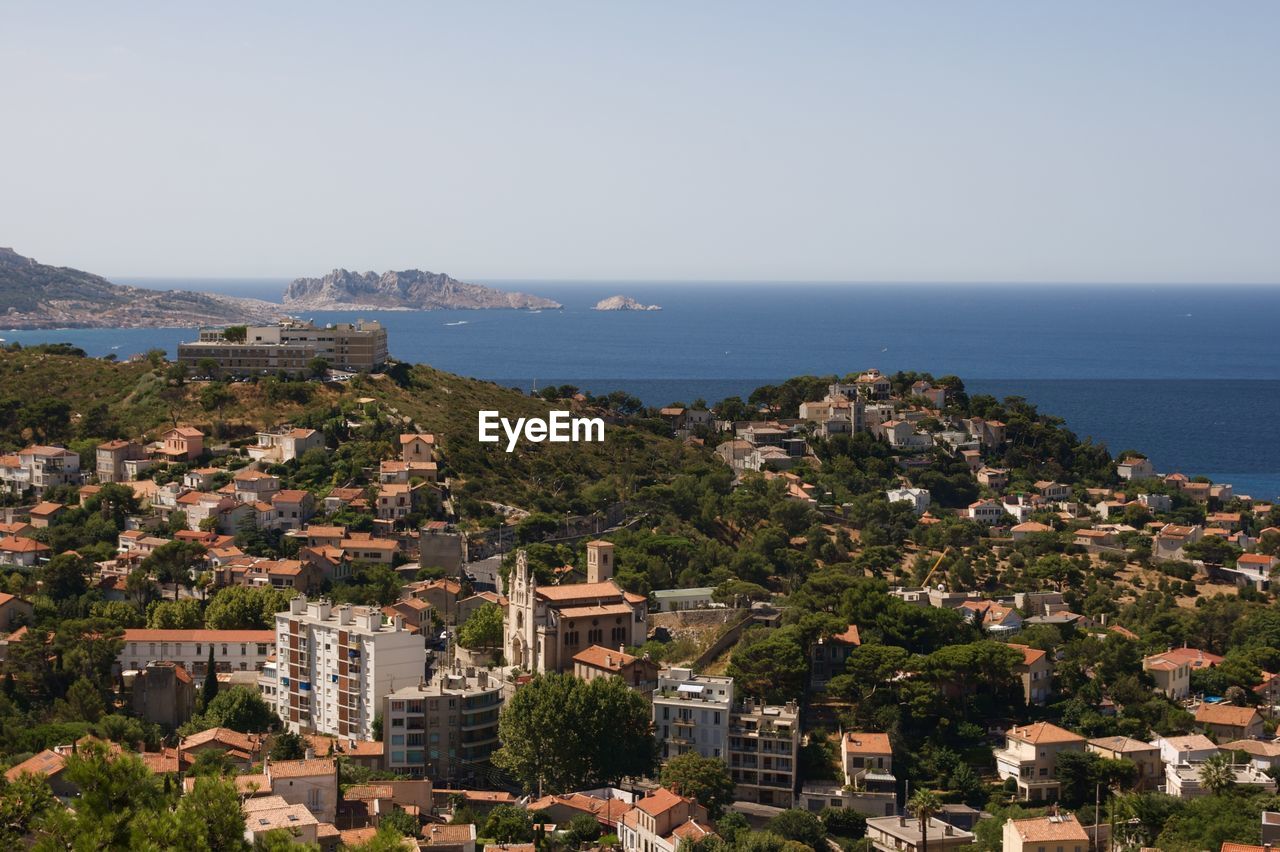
[242,795,320,846]
[179,727,264,769]
[573,645,659,693]
[977,467,1009,490]
[266,757,340,824]
[4,749,76,798]
[811,624,861,688]
[967,500,1007,525]
[156,427,205,463]
[422,823,478,852]
[1143,647,1220,701]
[1011,522,1054,542]
[0,593,33,631]
[1073,528,1119,549]
[650,587,715,612]
[1088,737,1162,790]
[1009,643,1053,705]
[1153,524,1204,561]
[400,433,436,464]
[959,600,1022,635]
[248,428,325,464]
[96,439,146,483]
[1166,762,1276,799]
[885,487,931,516]
[1156,733,1219,767]
[866,815,975,852]
[271,490,315,531]
[994,722,1087,802]
[1222,739,1280,771]
[840,732,897,816]
[377,483,420,523]
[525,792,635,832]
[617,787,714,852]
[1035,481,1071,501]
[0,536,51,568]
[118,628,275,675]
[1002,814,1088,852]
[1116,457,1156,481]
[233,468,281,503]
[4,446,82,495]
[1195,703,1265,740]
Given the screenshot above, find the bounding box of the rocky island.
[0,248,283,329]
[592,294,661,311]
[283,268,561,311]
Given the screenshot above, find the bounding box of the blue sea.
[5,280,1280,499]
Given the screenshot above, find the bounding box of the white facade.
[885,487,931,515]
[653,668,733,761]
[119,629,275,675]
[272,597,425,741]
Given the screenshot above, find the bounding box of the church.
[504,540,649,673]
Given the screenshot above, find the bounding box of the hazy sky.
[2,3,1278,283]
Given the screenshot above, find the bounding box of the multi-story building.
[618,788,714,852]
[994,722,1086,802]
[0,446,81,496]
[177,319,388,376]
[653,668,733,762]
[728,698,800,807]
[811,624,860,689]
[839,732,897,816]
[503,546,648,673]
[272,597,424,741]
[118,628,275,675]
[1008,643,1053,705]
[1087,737,1162,791]
[96,440,145,483]
[382,665,504,783]
[248,427,325,464]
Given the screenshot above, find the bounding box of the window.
[588,629,602,644]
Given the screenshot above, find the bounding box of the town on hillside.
[0,337,1279,851]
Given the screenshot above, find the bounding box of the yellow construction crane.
[920,546,951,588]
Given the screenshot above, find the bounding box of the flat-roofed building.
[178,319,388,377]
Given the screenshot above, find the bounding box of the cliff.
[282,268,562,311]
[0,248,282,329]
[593,295,662,311]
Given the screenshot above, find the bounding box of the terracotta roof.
[4,749,66,782]
[424,824,477,844]
[268,758,336,779]
[400,433,436,444]
[558,603,635,620]
[1007,722,1084,745]
[1006,815,1089,843]
[573,645,640,672]
[0,537,50,553]
[634,787,693,817]
[1088,736,1157,754]
[844,732,891,755]
[1157,647,1224,669]
[1221,844,1267,852]
[1195,703,1261,727]
[181,727,261,754]
[832,624,861,645]
[1221,739,1280,758]
[1008,643,1047,667]
[344,784,394,800]
[535,581,626,602]
[28,501,65,517]
[124,629,274,644]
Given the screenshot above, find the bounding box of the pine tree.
[201,645,219,711]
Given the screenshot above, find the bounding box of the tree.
[380,806,420,838]
[907,790,941,852]
[40,552,92,600]
[767,810,826,849]
[147,598,203,629]
[1198,752,1236,796]
[483,804,535,842]
[493,673,654,793]
[659,752,735,818]
[726,626,807,703]
[202,645,220,710]
[820,807,866,840]
[565,812,602,846]
[308,357,330,378]
[0,772,58,847]
[457,602,504,650]
[205,585,295,629]
[141,539,207,601]
[269,730,307,761]
[183,686,277,735]
[223,326,247,343]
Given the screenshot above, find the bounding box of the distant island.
[283,268,562,311]
[0,248,282,329]
[592,295,661,312]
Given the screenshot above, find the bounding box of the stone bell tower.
[586,540,615,584]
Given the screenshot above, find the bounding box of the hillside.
[282,267,562,311]
[0,248,283,329]
[0,349,696,515]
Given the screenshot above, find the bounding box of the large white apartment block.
[653,668,733,761]
[118,628,275,675]
[272,597,424,741]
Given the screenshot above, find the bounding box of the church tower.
[586,540,615,584]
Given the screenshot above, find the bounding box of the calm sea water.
[6,280,1280,499]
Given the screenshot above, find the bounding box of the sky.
[1,3,1278,284]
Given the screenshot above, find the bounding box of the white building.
[248,428,325,464]
[271,597,425,741]
[118,628,275,675]
[885,487,931,515]
[651,587,716,612]
[653,668,733,761]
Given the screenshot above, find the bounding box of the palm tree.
[908,789,942,852]
[1199,752,1236,796]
